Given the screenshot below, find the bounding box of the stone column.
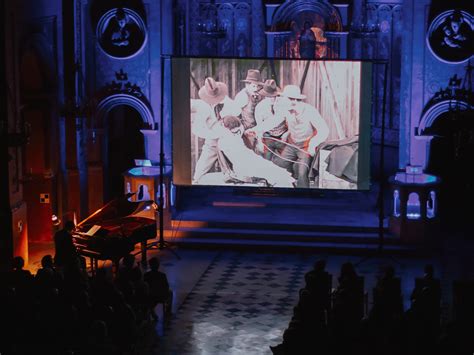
[252,0,266,57]
[349,0,366,59]
[0,0,13,271]
[400,0,429,169]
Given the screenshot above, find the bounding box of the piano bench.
[79,249,121,276]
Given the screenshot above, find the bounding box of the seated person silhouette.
[411,264,441,328]
[115,254,140,303]
[54,221,79,268]
[371,265,403,322]
[8,256,33,294]
[144,257,172,320]
[304,259,332,311]
[35,255,63,295]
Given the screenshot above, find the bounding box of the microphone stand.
[147,0,180,260]
[356,59,400,267]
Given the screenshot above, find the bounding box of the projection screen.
[172,57,372,190]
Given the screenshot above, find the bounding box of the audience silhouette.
[2,253,474,355]
[144,256,173,321]
[271,261,474,355]
[0,253,173,354]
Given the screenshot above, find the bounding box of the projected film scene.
[175,58,371,190]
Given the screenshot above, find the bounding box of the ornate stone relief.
[427,9,473,64]
[96,7,148,59]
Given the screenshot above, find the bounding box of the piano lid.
[76,193,156,230]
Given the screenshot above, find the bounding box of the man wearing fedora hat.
[234,69,265,131]
[271,84,329,188]
[250,79,289,159]
[192,77,237,183]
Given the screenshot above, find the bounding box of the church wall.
[2,0,472,264]
[80,0,174,206]
[4,0,64,262]
[400,0,472,169]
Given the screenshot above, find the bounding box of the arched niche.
[19,33,57,93]
[418,100,471,134]
[96,93,154,127]
[268,0,345,58]
[393,189,400,217]
[406,192,421,220]
[417,99,473,172]
[417,97,473,211]
[271,1,342,31]
[95,94,154,201]
[427,190,436,219]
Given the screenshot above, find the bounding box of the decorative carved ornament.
[427,9,473,64]
[96,69,154,126]
[418,72,473,135]
[96,7,148,59]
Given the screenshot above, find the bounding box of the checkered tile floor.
[29,244,449,354]
[155,252,313,354]
[135,246,461,355]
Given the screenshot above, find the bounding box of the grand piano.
[72,193,157,273]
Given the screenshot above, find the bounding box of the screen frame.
[171,56,374,192]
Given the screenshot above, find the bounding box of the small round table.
[389,173,440,244]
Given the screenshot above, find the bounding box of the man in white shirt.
[192,77,241,183]
[191,78,229,184]
[271,85,329,188]
[218,115,295,187]
[234,69,264,130]
[251,79,288,159]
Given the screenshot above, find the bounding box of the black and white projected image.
[185,58,369,190]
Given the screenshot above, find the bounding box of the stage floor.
[173,185,387,228]
[165,185,399,252]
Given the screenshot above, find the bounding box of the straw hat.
[260,79,281,97]
[198,77,228,105]
[242,69,264,85]
[280,85,306,100]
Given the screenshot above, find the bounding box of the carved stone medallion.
[97,7,147,59]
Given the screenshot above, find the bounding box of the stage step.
[165,222,400,247]
[165,226,396,244]
[167,185,396,253]
[165,237,418,255]
[171,219,388,234]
